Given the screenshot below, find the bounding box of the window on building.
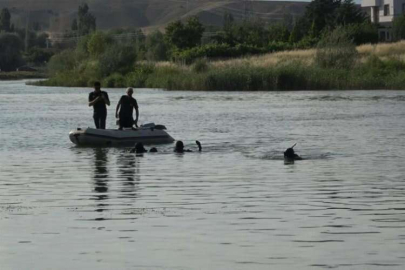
[384,4,389,16]
[387,31,390,40]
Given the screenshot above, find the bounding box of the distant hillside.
[0,0,308,32]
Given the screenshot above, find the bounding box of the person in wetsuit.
[284,144,302,161]
[174,141,202,153]
[88,82,110,129]
[115,87,139,130]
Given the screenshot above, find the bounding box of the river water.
[1,80,405,269]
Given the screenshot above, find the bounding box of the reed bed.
[36,41,405,90]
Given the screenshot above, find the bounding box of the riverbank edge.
[31,63,405,91]
[0,71,48,81]
[29,41,405,91]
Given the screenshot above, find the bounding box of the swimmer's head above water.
[284,143,302,161]
[174,140,202,153]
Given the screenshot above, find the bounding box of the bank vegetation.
[31,0,405,90]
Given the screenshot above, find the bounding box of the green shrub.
[192,58,209,73]
[315,28,358,69]
[126,63,156,87]
[98,44,136,76]
[103,73,126,88]
[47,50,77,76]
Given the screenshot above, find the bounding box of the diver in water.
[130,141,202,154]
[174,140,202,153]
[284,143,302,161]
[129,143,157,154]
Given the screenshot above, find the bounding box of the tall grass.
[36,40,405,90]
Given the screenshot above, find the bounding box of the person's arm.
[134,100,139,127]
[102,92,110,106]
[88,94,101,107]
[115,98,121,118]
[134,107,139,127]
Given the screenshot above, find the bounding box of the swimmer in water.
[284,143,302,161]
[174,140,202,153]
[129,142,157,153]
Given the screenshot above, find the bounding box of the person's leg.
[120,117,133,129]
[100,113,106,129]
[93,114,100,129]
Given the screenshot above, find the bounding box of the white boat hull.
[69,126,175,147]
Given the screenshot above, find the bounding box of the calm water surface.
[1,80,405,269]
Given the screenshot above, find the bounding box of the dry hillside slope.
[0,0,308,32]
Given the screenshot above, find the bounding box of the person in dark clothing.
[174,141,202,153]
[284,143,302,161]
[115,87,139,130]
[88,82,110,129]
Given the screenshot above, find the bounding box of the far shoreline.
[0,71,48,81]
[24,41,405,91]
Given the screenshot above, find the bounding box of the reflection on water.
[91,149,141,212]
[116,151,140,198]
[92,148,109,208]
[1,81,405,270]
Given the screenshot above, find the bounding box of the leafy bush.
[87,31,113,57]
[98,44,136,76]
[145,31,168,61]
[0,33,24,71]
[192,58,209,73]
[47,50,77,76]
[172,43,269,64]
[103,73,126,88]
[315,27,358,69]
[24,47,54,65]
[392,14,405,41]
[126,63,155,87]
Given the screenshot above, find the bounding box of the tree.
[71,19,78,31]
[165,17,204,50]
[0,33,24,71]
[303,0,341,36]
[335,0,366,26]
[393,14,405,41]
[289,20,306,44]
[0,8,11,32]
[87,31,112,57]
[98,44,136,76]
[315,27,358,69]
[77,3,96,35]
[184,17,205,48]
[302,0,367,38]
[24,47,53,65]
[223,12,234,31]
[145,31,168,61]
[268,23,290,43]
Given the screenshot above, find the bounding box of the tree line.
[0,7,53,71]
[5,0,405,75]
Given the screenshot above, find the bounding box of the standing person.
[88,81,110,129]
[115,87,139,130]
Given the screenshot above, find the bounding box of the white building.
[362,0,405,40]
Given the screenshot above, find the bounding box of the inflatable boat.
[69,123,175,147]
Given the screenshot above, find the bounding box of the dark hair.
[94,81,101,87]
[175,141,184,150]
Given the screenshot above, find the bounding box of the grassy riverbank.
[35,41,405,90]
[0,71,47,81]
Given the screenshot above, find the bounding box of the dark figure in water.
[88,81,110,129]
[130,143,158,154]
[284,144,302,161]
[174,141,202,153]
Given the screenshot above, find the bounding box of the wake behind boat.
[69,123,175,147]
